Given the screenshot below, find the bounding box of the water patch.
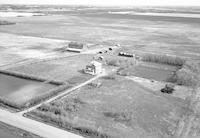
[0,12,45,17]
[108,11,200,18]
[0,74,56,104]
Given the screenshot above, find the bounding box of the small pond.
[0,74,56,104]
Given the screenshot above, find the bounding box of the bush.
[141,54,185,66]
[182,60,200,73]
[168,60,200,87]
[0,69,64,85]
[102,75,116,80]
[0,20,16,25]
[117,68,130,76]
[107,59,120,66]
[103,111,132,122]
[106,57,136,68]
[28,110,110,138]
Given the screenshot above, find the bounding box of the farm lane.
[19,71,106,115]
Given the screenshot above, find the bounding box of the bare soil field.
[27,76,188,138]
[0,32,68,67]
[0,12,200,59]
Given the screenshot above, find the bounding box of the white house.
[85,61,103,75]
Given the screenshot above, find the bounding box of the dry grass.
[27,76,186,138]
[9,54,93,84]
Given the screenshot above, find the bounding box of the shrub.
[106,57,136,68]
[102,75,116,80]
[117,68,130,76]
[107,59,120,66]
[141,54,185,66]
[169,68,199,86]
[182,60,200,73]
[168,60,200,87]
[63,97,85,112]
[0,69,64,85]
[103,111,133,122]
[0,20,15,25]
[28,110,110,138]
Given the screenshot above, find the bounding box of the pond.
[0,74,56,104]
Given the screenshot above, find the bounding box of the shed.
[67,42,85,53]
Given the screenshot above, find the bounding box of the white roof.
[67,47,82,52]
[90,61,102,66]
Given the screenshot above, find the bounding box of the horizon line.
[1,4,200,7]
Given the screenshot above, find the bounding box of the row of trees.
[141,53,185,66]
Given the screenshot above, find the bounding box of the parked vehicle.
[161,84,175,94]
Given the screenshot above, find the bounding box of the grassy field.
[8,54,94,85]
[0,54,94,110]
[120,62,178,81]
[27,76,187,138]
[0,122,41,138]
[0,121,41,138]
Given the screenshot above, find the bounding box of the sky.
[0,0,199,6]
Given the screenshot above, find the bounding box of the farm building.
[67,42,86,53]
[85,61,103,75]
[118,52,135,58]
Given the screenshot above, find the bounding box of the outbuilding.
[67,42,86,53]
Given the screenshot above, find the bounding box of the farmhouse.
[67,42,86,53]
[85,61,103,75]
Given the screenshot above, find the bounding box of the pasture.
[121,62,178,81]
[8,54,94,85]
[28,76,187,138]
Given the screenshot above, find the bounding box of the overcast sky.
[0,0,199,6]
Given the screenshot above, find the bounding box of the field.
[0,5,200,138]
[0,121,41,138]
[0,32,68,67]
[120,62,178,81]
[0,54,94,110]
[1,9,200,59]
[8,54,94,84]
[27,76,188,138]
